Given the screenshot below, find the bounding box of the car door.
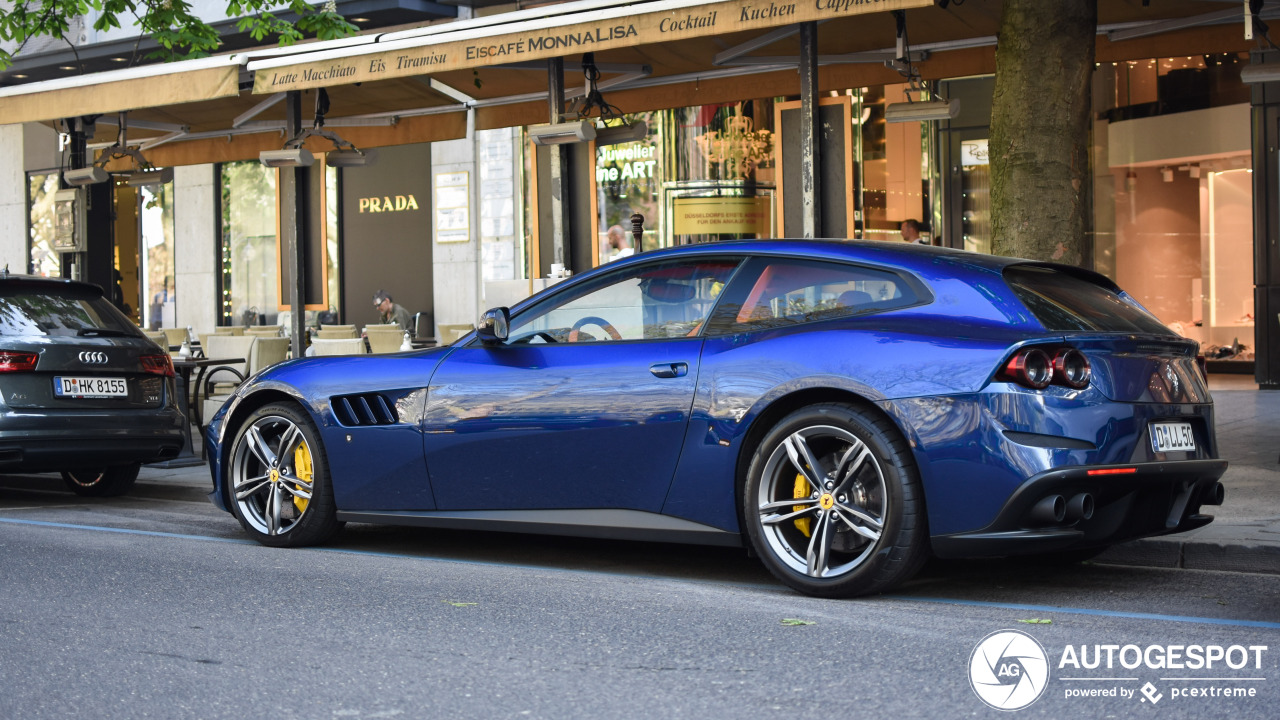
[423,257,741,512]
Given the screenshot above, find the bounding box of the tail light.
[0,351,38,373]
[1052,348,1091,389]
[1195,354,1208,381]
[999,346,1091,390]
[999,348,1053,389]
[140,354,175,378]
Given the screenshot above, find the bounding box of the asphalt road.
[1,477,1276,720]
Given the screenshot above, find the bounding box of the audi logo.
[78,351,109,365]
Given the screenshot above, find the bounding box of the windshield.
[1004,265,1172,335]
[0,286,142,338]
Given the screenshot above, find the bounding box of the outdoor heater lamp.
[1240,64,1280,84]
[126,167,175,187]
[884,98,960,123]
[62,166,110,187]
[325,148,379,168]
[594,120,648,147]
[529,120,596,145]
[259,148,316,168]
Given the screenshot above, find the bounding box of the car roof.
[612,239,1122,294]
[0,271,105,297]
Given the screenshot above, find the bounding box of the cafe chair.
[437,323,476,345]
[143,330,167,347]
[160,327,190,347]
[246,325,283,337]
[365,326,405,354]
[309,338,368,356]
[317,324,358,340]
[193,335,257,428]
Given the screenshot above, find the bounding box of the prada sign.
[359,195,422,213]
[253,0,930,94]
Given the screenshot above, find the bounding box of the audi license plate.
[1151,421,1196,452]
[54,377,128,398]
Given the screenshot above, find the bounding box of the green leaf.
[444,600,478,608]
[780,618,815,626]
[1016,618,1053,624]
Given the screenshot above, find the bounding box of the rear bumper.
[930,459,1228,558]
[0,408,185,472]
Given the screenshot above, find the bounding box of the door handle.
[649,362,688,379]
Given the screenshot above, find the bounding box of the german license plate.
[54,377,128,398]
[1151,421,1196,452]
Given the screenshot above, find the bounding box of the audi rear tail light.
[140,354,175,377]
[999,348,1053,389]
[0,351,38,373]
[1195,355,1208,381]
[1052,348,1091,389]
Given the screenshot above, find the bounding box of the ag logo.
[969,629,1050,711]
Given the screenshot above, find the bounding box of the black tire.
[61,463,141,497]
[227,402,343,547]
[743,403,927,598]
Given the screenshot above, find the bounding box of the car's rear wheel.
[61,463,140,497]
[228,402,342,547]
[744,403,927,597]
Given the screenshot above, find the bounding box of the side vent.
[332,393,398,427]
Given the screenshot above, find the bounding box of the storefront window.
[1094,53,1254,363]
[220,161,277,326]
[139,183,176,330]
[659,102,775,248]
[480,128,523,282]
[597,111,660,262]
[28,173,61,277]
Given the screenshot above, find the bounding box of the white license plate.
[1151,422,1196,452]
[54,377,128,398]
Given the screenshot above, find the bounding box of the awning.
[0,55,244,126]
[0,0,1255,167]
[248,0,935,93]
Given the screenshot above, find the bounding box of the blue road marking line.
[5,516,1278,629]
[894,595,1280,630]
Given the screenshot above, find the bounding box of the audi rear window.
[1004,265,1172,335]
[0,286,141,337]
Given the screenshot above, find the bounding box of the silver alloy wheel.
[231,414,315,536]
[756,424,887,578]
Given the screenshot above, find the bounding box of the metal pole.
[798,21,822,239]
[283,91,307,359]
[547,57,569,270]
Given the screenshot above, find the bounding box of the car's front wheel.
[744,403,927,597]
[61,463,141,497]
[228,402,343,547]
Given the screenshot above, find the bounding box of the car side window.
[705,257,922,335]
[506,259,741,344]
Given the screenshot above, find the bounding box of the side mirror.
[476,306,510,344]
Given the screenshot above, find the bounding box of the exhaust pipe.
[1065,493,1094,521]
[1203,481,1225,506]
[1030,495,1066,524]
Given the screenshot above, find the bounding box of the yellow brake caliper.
[793,473,811,537]
[293,441,313,514]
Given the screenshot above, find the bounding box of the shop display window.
[139,183,176,330]
[27,172,61,277]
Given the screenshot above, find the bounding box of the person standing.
[373,290,413,333]
[606,224,634,261]
[900,219,928,244]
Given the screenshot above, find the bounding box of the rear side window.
[0,286,140,337]
[706,257,924,335]
[1004,265,1172,335]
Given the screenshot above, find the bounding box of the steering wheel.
[568,315,622,343]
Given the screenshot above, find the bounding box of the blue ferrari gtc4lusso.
[205,240,1226,597]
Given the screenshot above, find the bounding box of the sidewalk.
[1094,374,1280,575]
[139,374,1280,575]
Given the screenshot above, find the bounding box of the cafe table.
[146,355,244,468]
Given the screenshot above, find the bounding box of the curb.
[1095,538,1280,576]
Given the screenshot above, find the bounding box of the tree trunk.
[990,0,1096,265]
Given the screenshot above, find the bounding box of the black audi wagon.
[0,272,185,495]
